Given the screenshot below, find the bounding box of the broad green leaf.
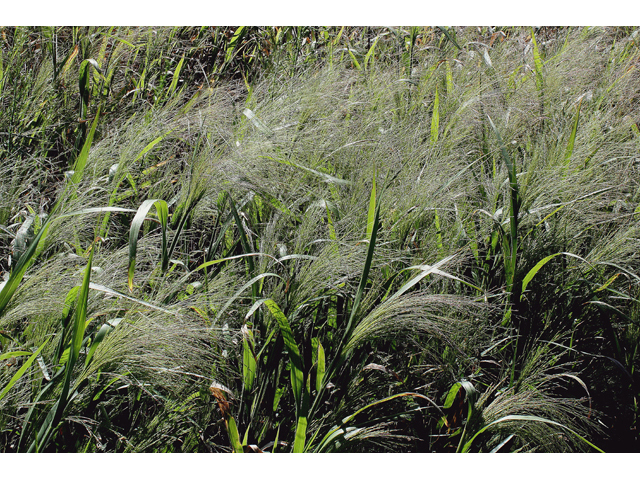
[293,416,308,453]
[437,26,461,50]
[70,248,94,374]
[264,299,304,412]
[341,197,380,345]
[488,116,519,293]
[226,416,244,453]
[316,341,326,393]
[241,325,257,392]
[29,248,95,452]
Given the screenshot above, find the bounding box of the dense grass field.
[1,26,639,452]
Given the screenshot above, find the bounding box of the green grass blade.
[520,252,586,301]
[225,26,246,64]
[316,341,326,393]
[0,351,32,361]
[531,30,544,91]
[437,26,461,50]
[445,59,454,94]
[227,193,255,272]
[193,253,278,275]
[389,254,460,301]
[263,155,351,186]
[167,54,185,98]
[0,339,50,401]
[314,392,431,452]
[83,323,110,368]
[364,36,379,71]
[366,174,376,241]
[128,199,169,291]
[326,202,338,241]
[214,273,283,324]
[30,248,94,452]
[89,283,176,315]
[134,129,175,164]
[565,98,582,162]
[487,116,519,294]
[461,414,603,453]
[343,200,380,345]
[226,416,244,453]
[241,325,257,392]
[293,416,308,453]
[347,49,361,71]
[0,217,51,315]
[264,299,304,413]
[430,86,440,145]
[69,105,101,187]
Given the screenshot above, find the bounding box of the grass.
[1,26,639,452]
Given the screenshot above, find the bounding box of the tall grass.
[1,26,639,452]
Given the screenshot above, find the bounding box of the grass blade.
[316,341,326,393]
[69,105,101,187]
[226,416,244,453]
[520,252,586,301]
[241,325,257,392]
[264,299,304,413]
[366,174,377,241]
[0,339,50,401]
[461,414,604,453]
[430,86,440,145]
[89,283,176,315]
[0,217,52,315]
[364,36,379,71]
[565,98,583,162]
[127,199,169,291]
[293,416,308,453]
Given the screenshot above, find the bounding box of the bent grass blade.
[128,199,169,292]
[460,414,604,453]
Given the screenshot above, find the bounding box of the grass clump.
[1,26,640,452]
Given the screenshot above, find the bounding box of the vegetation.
[1,26,639,452]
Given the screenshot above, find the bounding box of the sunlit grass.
[1,26,639,452]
